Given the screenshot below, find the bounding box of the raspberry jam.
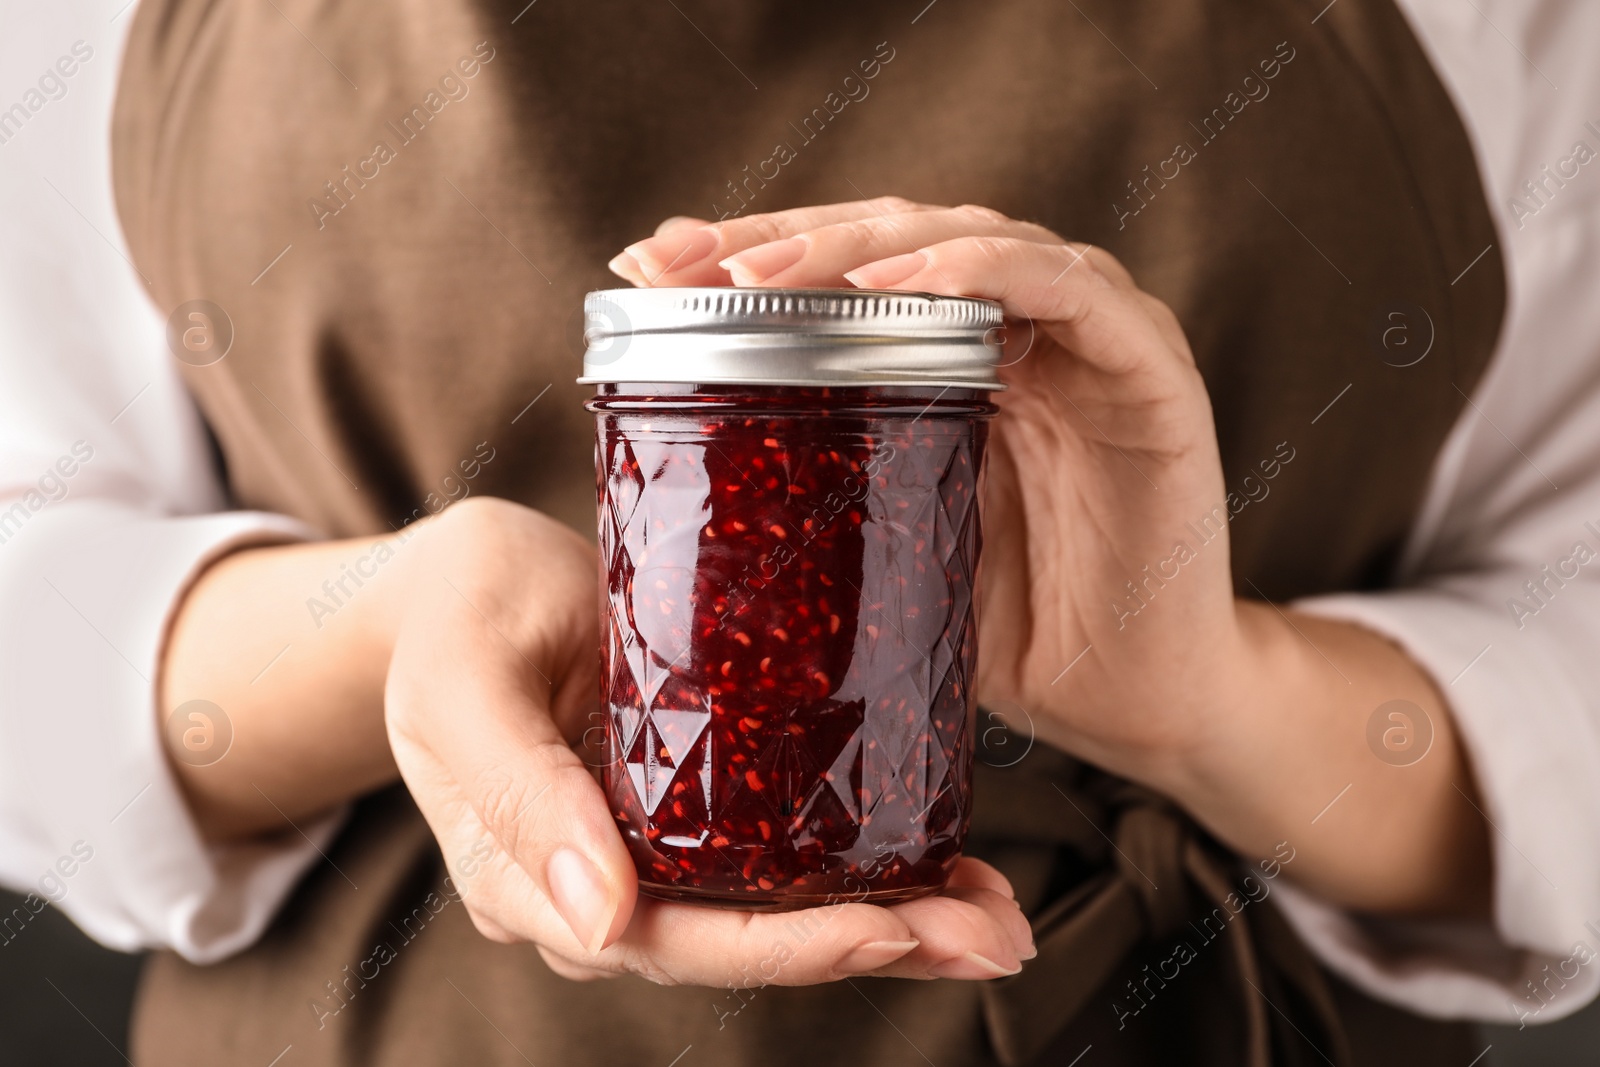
[590,385,993,907]
[581,288,1002,909]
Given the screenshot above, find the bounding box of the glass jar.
[581,288,1002,910]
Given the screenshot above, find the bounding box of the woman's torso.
[114,2,1504,1063]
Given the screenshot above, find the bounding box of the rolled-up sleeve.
[1284,576,1600,1023]
[0,503,345,963]
[0,0,344,963]
[1275,195,1600,1022]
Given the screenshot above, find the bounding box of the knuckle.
[482,750,601,856]
[537,945,614,981]
[870,195,920,214]
[955,203,1009,225]
[532,743,596,794]
[430,495,527,563]
[747,216,785,244]
[1063,243,1111,285]
[383,684,422,738]
[440,492,507,528]
[725,214,782,248]
[464,904,517,944]
[475,778,522,834]
[954,234,1016,270]
[1017,218,1067,244]
[476,773,553,848]
[1077,243,1127,284]
[429,493,489,545]
[833,217,888,247]
[1139,291,1178,321]
[623,950,682,987]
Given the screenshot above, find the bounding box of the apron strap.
[977,775,1352,1065]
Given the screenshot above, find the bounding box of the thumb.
[388,586,636,955]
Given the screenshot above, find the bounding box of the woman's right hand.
[386,496,1035,985]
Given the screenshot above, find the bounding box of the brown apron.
[113,1,1505,1063]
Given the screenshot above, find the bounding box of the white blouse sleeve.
[0,0,343,963]
[1275,0,1600,1021]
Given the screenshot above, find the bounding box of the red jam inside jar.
[589,382,995,908]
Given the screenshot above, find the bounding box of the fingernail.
[844,251,926,289]
[928,951,1022,980]
[625,227,719,280]
[1005,906,1037,960]
[547,848,619,956]
[836,938,920,974]
[721,237,807,285]
[607,252,646,285]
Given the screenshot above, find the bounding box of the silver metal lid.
[578,287,1005,390]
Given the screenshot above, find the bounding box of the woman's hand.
[385,496,1035,984]
[612,200,1236,783]
[161,491,1032,983]
[611,200,1491,917]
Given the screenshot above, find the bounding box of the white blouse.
[1,0,1597,1026]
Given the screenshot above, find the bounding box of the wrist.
[1134,598,1307,821]
[159,527,435,840]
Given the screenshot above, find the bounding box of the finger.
[395,723,633,963]
[387,587,635,958]
[719,206,1061,288]
[606,251,649,287]
[583,899,922,987]
[941,857,1033,959]
[537,944,620,982]
[655,215,712,235]
[944,855,1017,900]
[622,197,940,287]
[395,751,551,942]
[607,216,716,286]
[875,888,1030,980]
[1135,289,1194,361]
[942,885,1035,963]
[461,899,517,944]
[844,237,1186,379]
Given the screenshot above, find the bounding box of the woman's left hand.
[611,198,1239,789]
